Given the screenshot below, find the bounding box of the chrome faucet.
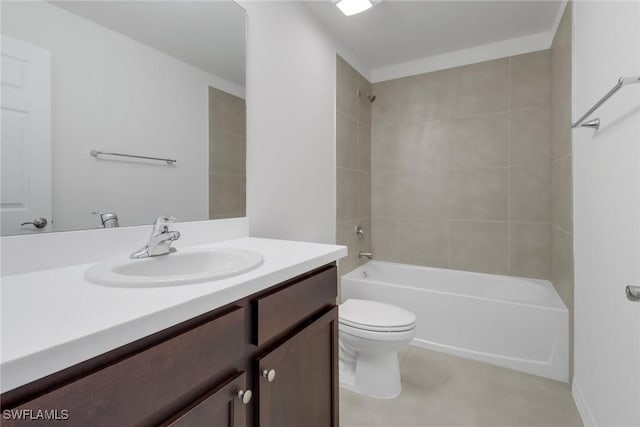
[130,216,181,259]
[357,251,373,260]
[94,212,119,228]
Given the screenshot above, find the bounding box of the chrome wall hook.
[626,285,640,302]
[580,118,600,130]
[572,75,640,130]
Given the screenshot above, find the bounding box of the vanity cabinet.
[256,308,338,427]
[163,371,250,427]
[1,264,338,427]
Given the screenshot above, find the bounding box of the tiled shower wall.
[336,56,372,276]
[550,3,574,375]
[371,51,552,278]
[208,87,246,219]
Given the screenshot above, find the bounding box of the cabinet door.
[256,307,338,427]
[163,371,250,427]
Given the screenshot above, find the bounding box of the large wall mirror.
[1,1,246,236]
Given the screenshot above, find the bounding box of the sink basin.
[85,248,263,287]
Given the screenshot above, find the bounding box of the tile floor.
[340,346,583,427]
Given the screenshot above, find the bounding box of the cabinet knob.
[262,369,276,382]
[237,389,252,405]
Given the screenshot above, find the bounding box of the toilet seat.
[339,299,416,333]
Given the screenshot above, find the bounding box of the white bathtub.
[341,261,569,382]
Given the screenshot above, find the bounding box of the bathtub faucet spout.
[358,251,373,260]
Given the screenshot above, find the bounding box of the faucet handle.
[93,212,119,228]
[152,216,176,232]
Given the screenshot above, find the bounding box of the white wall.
[242,1,337,244]
[572,2,640,426]
[2,1,240,231]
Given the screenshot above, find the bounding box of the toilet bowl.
[338,299,416,399]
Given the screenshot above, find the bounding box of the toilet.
[338,299,416,399]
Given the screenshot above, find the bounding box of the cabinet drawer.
[5,306,246,427]
[252,265,336,346]
[163,371,249,427]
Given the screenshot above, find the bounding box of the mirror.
[0,0,246,236]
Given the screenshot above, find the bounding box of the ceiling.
[305,0,563,77]
[51,1,246,87]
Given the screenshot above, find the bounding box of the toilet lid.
[339,299,416,332]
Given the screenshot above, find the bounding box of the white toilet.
[338,299,416,399]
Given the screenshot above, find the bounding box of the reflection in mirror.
[208,87,246,220]
[0,1,246,236]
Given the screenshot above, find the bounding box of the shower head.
[357,89,376,103]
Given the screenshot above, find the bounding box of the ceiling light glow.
[336,0,373,16]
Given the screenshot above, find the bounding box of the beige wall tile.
[337,112,358,169]
[358,171,371,219]
[358,74,373,125]
[450,221,509,275]
[510,50,551,110]
[372,172,397,217]
[337,167,358,221]
[372,71,450,126]
[510,108,551,166]
[208,86,246,220]
[397,121,451,171]
[209,130,246,175]
[372,125,398,172]
[357,49,561,285]
[372,217,398,262]
[551,1,572,98]
[552,156,573,233]
[337,219,359,277]
[398,219,449,268]
[400,70,452,123]
[337,56,359,119]
[452,58,509,117]
[337,55,372,271]
[398,170,448,219]
[209,87,246,136]
[358,217,372,253]
[452,113,509,167]
[358,121,372,171]
[510,222,551,279]
[552,227,574,311]
[359,94,373,125]
[337,218,372,279]
[371,78,405,128]
[209,173,245,218]
[448,168,508,220]
[551,82,572,161]
[549,3,573,379]
[509,166,551,223]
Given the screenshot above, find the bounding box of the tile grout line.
[507,56,512,275]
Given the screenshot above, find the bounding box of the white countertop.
[0,237,347,393]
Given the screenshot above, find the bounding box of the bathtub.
[341,261,568,382]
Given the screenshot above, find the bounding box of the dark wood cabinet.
[1,264,338,427]
[256,307,338,427]
[163,371,250,427]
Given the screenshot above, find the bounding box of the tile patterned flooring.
[340,346,583,427]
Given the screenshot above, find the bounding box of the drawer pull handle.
[262,369,276,382]
[237,389,252,404]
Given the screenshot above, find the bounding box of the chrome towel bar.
[90,149,176,165]
[572,76,640,130]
